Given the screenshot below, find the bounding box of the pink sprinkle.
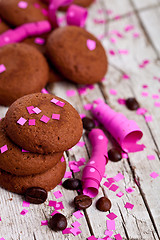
[118,49,128,54]
[142,84,148,88]
[70,228,81,236]
[22,201,30,207]
[114,173,124,182]
[0,64,6,73]
[125,187,134,193]
[122,152,128,159]
[103,178,115,188]
[118,98,126,105]
[34,37,45,45]
[41,220,48,226]
[123,74,130,79]
[73,210,84,219]
[104,230,113,237]
[87,39,96,51]
[17,117,27,126]
[51,98,65,107]
[78,87,87,95]
[109,184,119,192]
[133,32,140,38]
[63,171,72,178]
[62,228,72,234]
[66,89,76,97]
[41,8,48,16]
[32,107,41,114]
[124,202,134,210]
[51,210,59,216]
[48,200,56,207]
[110,37,116,43]
[84,103,92,110]
[109,89,117,95]
[18,1,28,9]
[147,155,155,160]
[51,98,58,104]
[141,92,148,97]
[77,141,85,147]
[0,238,6,240]
[80,113,86,119]
[107,212,117,220]
[150,172,159,179]
[52,114,60,120]
[136,108,147,115]
[114,233,123,240]
[22,149,29,153]
[72,221,81,228]
[53,191,63,199]
[124,25,134,32]
[145,115,152,122]
[154,102,160,107]
[88,236,97,240]
[114,15,121,20]
[40,115,50,123]
[0,217,1,221]
[28,119,35,126]
[41,88,49,94]
[20,209,28,215]
[116,192,124,198]
[27,106,34,114]
[61,156,65,162]
[1,145,8,153]
[109,50,115,55]
[54,202,64,210]
[152,94,159,99]
[107,220,115,230]
[33,3,40,8]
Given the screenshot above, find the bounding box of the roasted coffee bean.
[49,213,67,231]
[96,197,111,212]
[125,97,140,110]
[62,178,82,190]
[74,195,92,209]
[108,148,122,162]
[25,187,47,204]
[82,117,95,131]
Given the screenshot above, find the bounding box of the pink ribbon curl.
[82,128,108,198]
[91,99,145,153]
[0,20,52,47]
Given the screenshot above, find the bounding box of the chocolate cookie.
[5,93,83,154]
[0,158,66,194]
[60,0,94,11]
[46,26,108,84]
[0,43,49,106]
[0,19,9,34]
[0,0,48,27]
[0,119,63,176]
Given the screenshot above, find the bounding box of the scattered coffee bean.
[108,148,122,162]
[62,178,82,190]
[74,195,92,209]
[25,187,47,204]
[82,117,95,131]
[49,213,67,231]
[125,97,140,110]
[96,197,111,212]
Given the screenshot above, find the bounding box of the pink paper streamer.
[0,20,52,47]
[82,128,108,198]
[91,100,145,153]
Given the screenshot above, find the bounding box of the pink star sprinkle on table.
[124,202,134,210]
[150,172,159,179]
[73,210,84,219]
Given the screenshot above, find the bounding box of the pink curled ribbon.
[91,99,145,153]
[82,128,108,198]
[48,0,88,27]
[0,20,52,47]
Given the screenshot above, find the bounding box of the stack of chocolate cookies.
[0,93,83,194]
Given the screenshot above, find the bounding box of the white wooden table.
[0,0,160,239]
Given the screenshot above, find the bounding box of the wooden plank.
[131,0,160,10]
[139,6,160,57]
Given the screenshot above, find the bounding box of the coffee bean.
[62,178,82,190]
[49,213,67,231]
[74,195,92,209]
[125,98,140,110]
[25,187,47,204]
[108,148,122,162]
[82,117,95,131]
[96,197,111,212]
